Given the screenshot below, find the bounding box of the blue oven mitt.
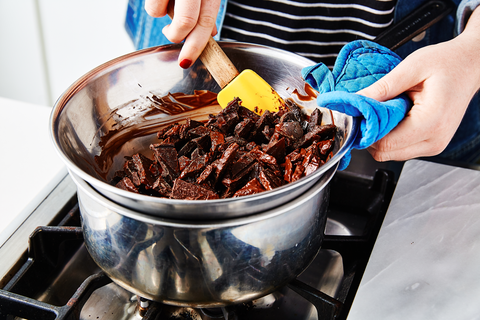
[302,40,412,170]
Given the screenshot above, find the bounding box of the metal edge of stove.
[0,164,397,320]
[0,173,77,287]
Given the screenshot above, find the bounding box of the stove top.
[0,169,395,320]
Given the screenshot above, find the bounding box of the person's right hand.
[356,6,480,162]
[145,0,222,69]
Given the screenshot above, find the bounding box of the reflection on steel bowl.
[72,163,336,307]
[50,42,358,220]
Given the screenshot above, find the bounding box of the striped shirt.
[220,0,397,67]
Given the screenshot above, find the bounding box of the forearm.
[455,6,480,93]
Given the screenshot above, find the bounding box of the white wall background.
[0,0,135,107]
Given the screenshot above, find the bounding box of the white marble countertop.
[0,97,66,246]
[347,159,480,319]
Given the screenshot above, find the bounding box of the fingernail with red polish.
[180,59,192,69]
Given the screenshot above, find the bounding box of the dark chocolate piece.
[152,176,172,197]
[150,143,180,182]
[233,178,266,197]
[132,153,157,189]
[171,179,219,200]
[116,177,139,193]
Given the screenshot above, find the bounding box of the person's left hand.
[357,18,480,161]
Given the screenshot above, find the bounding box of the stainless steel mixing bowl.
[50,42,358,219]
[71,162,336,307]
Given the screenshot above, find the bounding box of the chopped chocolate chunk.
[210,131,225,152]
[262,125,274,141]
[171,179,219,200]
[122,157,142,186]
[186,118,204,130]
[216,106,240,134]
[224,135,248,148]
[250,110,274,143]
[150,143,180,182]
[286,149,304,164]
[291,164,305,182]
[276,121,304,141]
[257,166,283,190]
[294,124,336,149]
[308,108,323,130]
[236,104,260,120]
[285,99,305,123]
[233,178,266,197]
[234,118,255,139]
[192,134,211,152]
[249,148,278,167]
[152,176,172,197]
[230,152,257,178]
[279,111,298,123]
[156,124,175,139]
[221,155,257,192]
[132,153,156,189]
[264,136,286,163]
[178,156,191,172]
[215,143,239,180]
[318,138,335,158]
[188,125,211,138]
[163,123,184,139]
[149,161,162,177]
[304,155,323,176]
[116,177,139,193]
[179,155,208,179]
[284,158,294,183]
[178,140,198,158]
[245,141,257,151]
[197,161,217,186]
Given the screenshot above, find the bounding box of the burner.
[0,169,395,320]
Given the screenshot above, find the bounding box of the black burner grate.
[0,169,395,320]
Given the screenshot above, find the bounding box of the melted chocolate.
[291,83,317,102]
[94,90,222,180]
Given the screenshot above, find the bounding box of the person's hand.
[144,0,221,69]
[357,8,480,162]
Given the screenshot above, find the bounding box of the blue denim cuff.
[456,0,480,34]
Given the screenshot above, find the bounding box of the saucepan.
[72,163,336,307]
[49,42,354,306]
[50,42,357,220]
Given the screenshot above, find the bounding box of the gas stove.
[0,166,395,320]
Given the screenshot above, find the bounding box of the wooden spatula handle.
[199,37,239,89]
[167,2,239,89]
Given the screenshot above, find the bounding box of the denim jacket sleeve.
[457,0,480,34]
[391,0,479,58]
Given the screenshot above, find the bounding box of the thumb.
[356,60,415,102]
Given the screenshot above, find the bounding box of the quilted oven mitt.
[302,40,412,170]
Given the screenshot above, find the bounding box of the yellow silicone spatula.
[167,4,284,114]
[198,37,285,114]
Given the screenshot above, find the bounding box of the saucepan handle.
[374,0,455,50]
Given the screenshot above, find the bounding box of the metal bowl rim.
[50,42,358,215]
[72,162,337,228]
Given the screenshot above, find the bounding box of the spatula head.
[217,69,284,114]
